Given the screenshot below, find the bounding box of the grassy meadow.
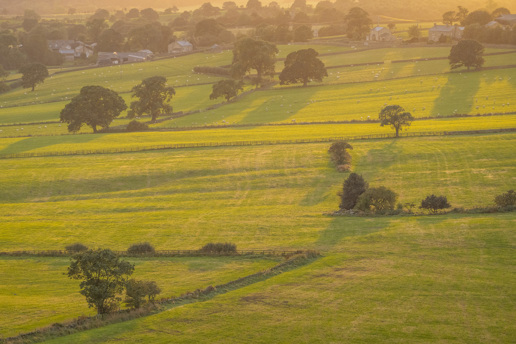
[0,42,515,342]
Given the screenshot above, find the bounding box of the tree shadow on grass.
[356,139,402,181]
[431,70,481,117]
[0,134,103,156]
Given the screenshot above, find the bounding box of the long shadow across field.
[431,70,481,116]
[0,134,102,156]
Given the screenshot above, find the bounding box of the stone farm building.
[97,50,154,66]
[367,26,396,41]
[428,25,464,42]
[48,40,95,61]
[168,40,193,54]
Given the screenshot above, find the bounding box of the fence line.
[0,128,514,160]
[0,249,306,257]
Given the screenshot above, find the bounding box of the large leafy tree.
[448,39,485,71]
[129,76,175,122]
[379,105,414,137]
[279,48,327,86]
[60,86,127,133]
[210,79,243,102]
[231,37,278,85]
[68,249,134,315]
[20,63,48,91]
[345,7,372,40]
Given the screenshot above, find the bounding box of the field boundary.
[0,249,305,258]
[0,128,515,159]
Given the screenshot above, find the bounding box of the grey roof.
[372,26,387,32]
[176,40,193,47]
[429,25,454,32]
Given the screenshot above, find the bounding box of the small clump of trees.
[279,48,327,87]
[210,79,244,102]
[328,141,353,172]
[448,39,485,71]
[68,248,160,315]
[128,76,176,122]
[127,242,155,254]
[65,243,88,253]
[200,242,237,254]
[420,194,452,213]
[494,190,516,208]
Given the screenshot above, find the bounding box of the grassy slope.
[0,256,278,338]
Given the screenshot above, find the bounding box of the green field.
[0,256,278,338]
[0,42,515,342]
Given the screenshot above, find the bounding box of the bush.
[355,186,398,213]
[420,194,451,213]
[65,243,88,253]
[0,81,10,94]
[127,242,155,254]
[126,120,149,132]
[328,141,353,168]
[125,279,161,308]
[193,66,230,76]
[200,242,237,254]
[494,190,516,208]
[339,173,368,210]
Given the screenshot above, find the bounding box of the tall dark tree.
[339,173,368,210]
[20,63,48,91]
[68,249,134,315]
[210,79,244,102]
[279,48,327,86]
[60,86,127,133]
[442,11,456,25]
[462,10,492,26]
[231,37,278,85]
[448,39,484,70]
[456,6,469,24]
[294,25,313,42]
[129,76,175,122]
[379,105,414,137]
[345,7,371,40]
[141,8,160,21]
[97,29,124,52]
[86,18,108,42]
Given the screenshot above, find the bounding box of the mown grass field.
[0,256,279,338]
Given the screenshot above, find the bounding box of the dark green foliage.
[0,81,10,94]
[200,242,237,254]
[462,10,492,26]
[193,66,230,76]
[339,173,368,210]
[20,63,48,91]
[328,141,353,168]
[65,243,88,253]
[448,39,485,70]
[124,279,161,309]
[293,25,313,42]
[420,194,452,213]
[355,186,398,213]
[231,37,278,85]
[129,76,175,122]
[345,7,372,40]
[127,242,155,254]
[60,86,127,133]
[494,190,516,208]
[210,79,244,102]
[279,48,327,87]
[68,249,134,314]
[126,120,149,132]
[379,105,414,137]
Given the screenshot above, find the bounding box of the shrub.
[200,242,237,254]
[494,190,516,208]
[125,279,161,309]
[339,173,368,210]
[328,141,353,167]
[126,120,149,132]
[355,186,398,213]
[420,194,451,213]
[0,81,10,94]
[127,242,155,254]
[193,66,230,76]
[65,243,88,253]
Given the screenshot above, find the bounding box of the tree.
[339,173,368,210]
[408,25,421,40]
[463,10,492,26]
[279,48,327,87]
[494,190,516,208]
[456,6,469,24]
[129,76,175,122]
[492,7,510,18]
[97,29,124,52]
[86,18,108,42]
[140,8,160,21]
[442,11,456,25]
[124,279,161,309]
[328,141,353,166]
[345,7,372,40]
[68,249,134,315]
[379,105,414,137]
[60,86,127,133]
[210,79,243,102]
[293,25,313,42]
[420,194,451,213]
[355,186,398,213]
[448,39,485,71]
[231,37,278,85]
[20,63,48,91]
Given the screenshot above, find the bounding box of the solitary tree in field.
[231,37,278,85]
[60,86,127,133]
[379,105,414,138]
[355,186,398,213]
[448,39,484,71]
[420,194,451,213]
[210,79,243,102]
[129,76,176,122]
[68,249,134,315]
[20,63,48,91]
[279,48,327,87]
